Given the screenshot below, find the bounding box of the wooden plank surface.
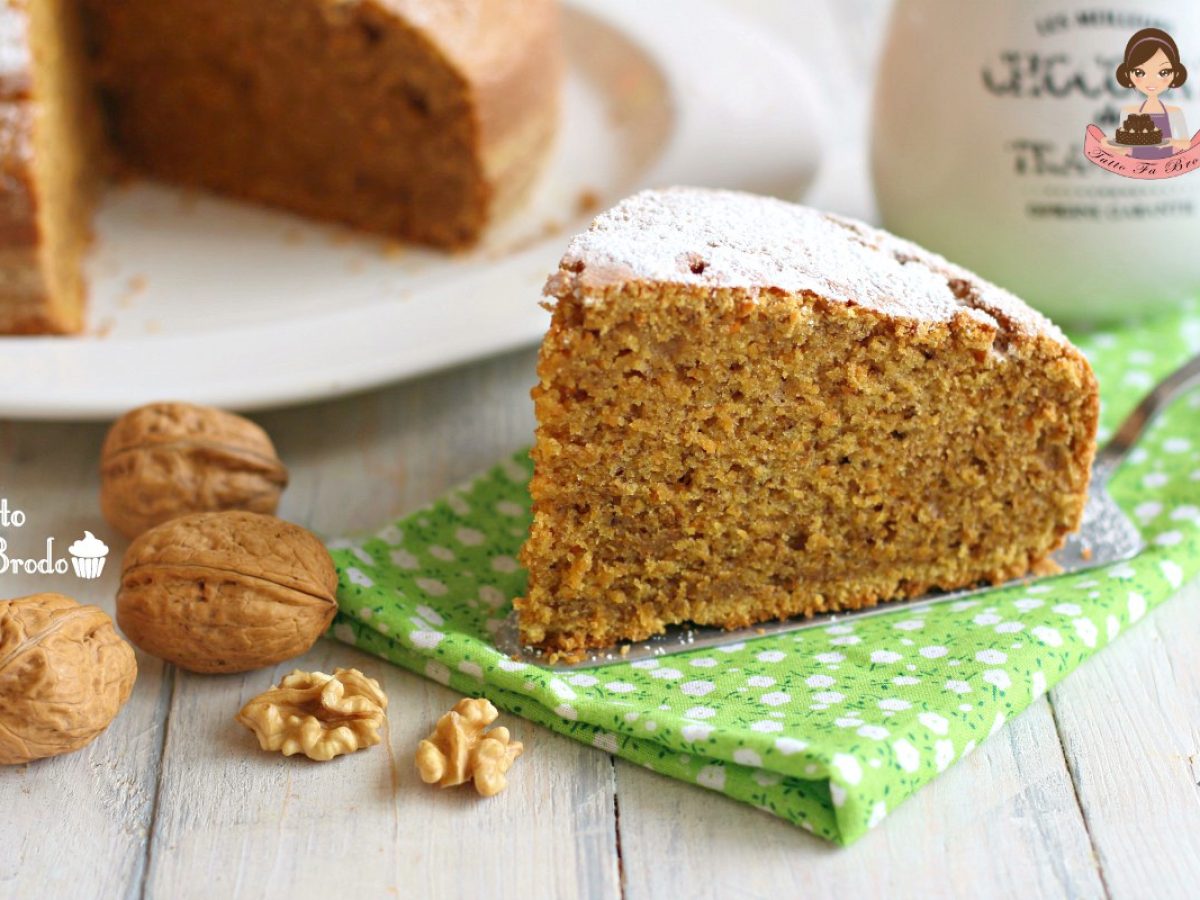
[136,349,621,900]
[141,641,619,900]
[615,698,1106,900]
[0,421,165,900]
[1051,580,1200,900]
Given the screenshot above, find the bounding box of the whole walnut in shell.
[100,402,289,539]
[117,511,337,674]
[0,594,137,765]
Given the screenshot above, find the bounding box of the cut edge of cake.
[517,187,1099,659]
[0,0,102,335]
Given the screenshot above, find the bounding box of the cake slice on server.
[515,187,1099,658]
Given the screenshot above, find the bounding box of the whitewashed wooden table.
[3,3,1200,898]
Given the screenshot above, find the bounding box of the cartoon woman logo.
[1085,28,1200,179]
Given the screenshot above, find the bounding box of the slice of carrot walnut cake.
[516,187,1098,658]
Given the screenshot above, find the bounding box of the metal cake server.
[495,353,1200,670]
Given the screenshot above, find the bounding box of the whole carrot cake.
[0,0,562,334]
[516,187,1099,657]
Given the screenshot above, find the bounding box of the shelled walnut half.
[236,668,388,762]
[415,698,524,797]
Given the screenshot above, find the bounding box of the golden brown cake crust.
[0,4,57,333]
[517,188,1099,658]
[379,0,564,231]
[0,0,100,335]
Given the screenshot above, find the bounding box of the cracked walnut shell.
[100,402,289,539]
[0,594,137,765]
[415,698,524,797]
[117,510,337,674]
[236,668,387,761]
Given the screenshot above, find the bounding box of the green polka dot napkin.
[329,300,1200,846]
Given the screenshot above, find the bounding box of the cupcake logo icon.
[68,531,109,580]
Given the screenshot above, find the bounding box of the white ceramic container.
[872,0,1200,323]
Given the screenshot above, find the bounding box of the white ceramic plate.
[0,0,821,420]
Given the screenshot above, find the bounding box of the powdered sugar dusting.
[0,8,33,94]
[551,188,1065,342]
